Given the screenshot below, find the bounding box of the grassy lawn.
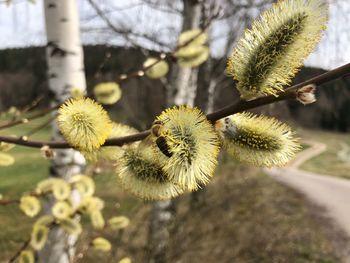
[0,117,341,261]
[299,129,350,178]
[0,114,52,256]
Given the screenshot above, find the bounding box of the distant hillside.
[0,46,349,131]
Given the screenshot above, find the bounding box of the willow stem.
[0,62,349,149]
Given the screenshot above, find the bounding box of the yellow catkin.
[227,0,328,100]
[108,216,130,230]
[177,46,210,68]
[59,218,82,235]
[19,250,34,263]
[0,152,15,166]
[70,87,84,99]
[119,257,132,263]
[152,106,220,191]
[92,237,112,251]
[19,196,41,218]
[57,98,112,152]
[90,211,105,229]
[34,215,54,227]
[93,82,122,105]
[52,201,74,219]
[117,146,184,200]
[177,29,207,47]
[30,224,49,250]
[79,196,104,214]
[144,58,169,79]
[215,112,301,167]
[52,179,71,201]
[70,174,95,197]
[0,142,15,152]
[174,29,209,68]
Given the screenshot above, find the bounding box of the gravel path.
[265,140,350,261]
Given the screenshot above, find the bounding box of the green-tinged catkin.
[227,0,328,100]
[57,97,112,152]
[216,112,301,167]
[116,146,184,200]
[19,196,41,218]
[30,224,49,250]
[152,106,220,191]
[93,82,122,105]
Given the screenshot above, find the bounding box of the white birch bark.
[39,1,86,262]
[173,0,202,107]
[148,1,202,263]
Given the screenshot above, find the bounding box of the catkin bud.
[92,237,112,252]
[108,216,130,230]
[40,145,56,159]
[59,218,82,235]
[20,196,41,217]
[30,224,49,250]
[19,250,34,263]
[0,152,15,166]
[296,84,316,105]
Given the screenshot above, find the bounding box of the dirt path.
[264,140,350,261]
[288,140,327,168]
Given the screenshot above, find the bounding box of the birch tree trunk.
[173,0,202,107]
[148,1,202,263]
[38,1,87,262]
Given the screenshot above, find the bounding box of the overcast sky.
[0,0,349,70]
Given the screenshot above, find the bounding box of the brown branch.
[21,95,44,113]
[8,239,30,263]
[0,199,20,206]
[89,3,218,84]
[24,114,57,137]
[0,62,349,149]
[72,244,91,263]
[7,221,57,263]
[0,192,42,206]
[0,104,59,130]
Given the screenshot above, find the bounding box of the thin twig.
[21,95,44,113]
[0,199,20,206]
[0,62,349,149]
[87,0,218,84]
[24,114,57,137]
[0,104,59,130]
[8,239,30,263]
[0,192,42,206]
[71,243,91,263]
[7,221,57,263]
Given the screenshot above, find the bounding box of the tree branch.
[0,62,349,149]
[0,105,59,130]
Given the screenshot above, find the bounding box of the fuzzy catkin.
[228,0,328,100]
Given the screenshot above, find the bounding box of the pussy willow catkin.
[216,112,301,167]
[227,0,328,100]
[152,106,220,191]
[117,146,184,200]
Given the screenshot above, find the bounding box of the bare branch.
[1,62,349,149]
[0,105,59,130]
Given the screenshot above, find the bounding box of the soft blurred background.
[0,0,350,262]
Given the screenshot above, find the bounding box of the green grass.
[0,114,52,256]
[299,129,350,178]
